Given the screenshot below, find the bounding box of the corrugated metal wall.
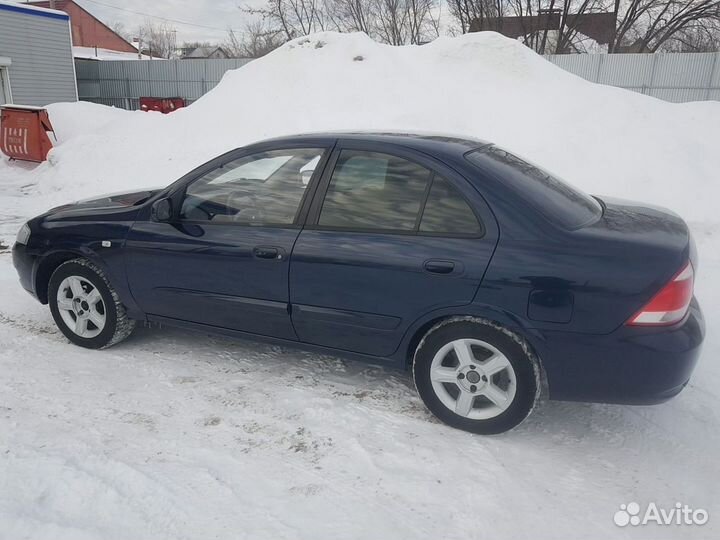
[547,52,720,102]
[75,58,252,110]
[75,52,720,109]
[0,2,77,106]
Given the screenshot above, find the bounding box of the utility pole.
[171,29,178,59]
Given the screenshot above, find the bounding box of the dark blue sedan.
[12,133,705,433]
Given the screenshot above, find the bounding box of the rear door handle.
[424,260,455,274]
[253,246,283,260]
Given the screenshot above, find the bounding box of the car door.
[124,143,332,339]
[289,141,499,357]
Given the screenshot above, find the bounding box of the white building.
[0,0,77,106]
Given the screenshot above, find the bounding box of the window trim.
[306,145,485,239]
[173,145,333,229]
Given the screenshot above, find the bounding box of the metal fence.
[76,52,720,109]
[547,52,720,102]
[75,58,253,110]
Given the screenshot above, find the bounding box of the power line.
[78,0,242,34]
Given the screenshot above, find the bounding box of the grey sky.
[72,0,264,45]
[17,0,452,47]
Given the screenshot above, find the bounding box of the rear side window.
[318,150,431,231]
[420,177,481,235]
[467,147,602,230]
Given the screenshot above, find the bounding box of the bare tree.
[109,20,131,42]
[554,0,605,53]
[332,0,441,44]
[245,0,330,40]
[374,0,409,44]
[225,21,286,57]
[328,0,374,34]
[610,0,720,52]
[240,0,440,45]
[447,0,720,53]
[662,17,720,49]
[404,0,442,43]
[181,41,214,49]
[136,20,178,58]
[446,0,504,34]
[503,0,612,54]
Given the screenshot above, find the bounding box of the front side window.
[180,148,324,225]
[318,150,432,231]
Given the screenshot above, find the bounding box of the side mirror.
[151,198,173,222]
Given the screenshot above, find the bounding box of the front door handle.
[253,246,283,260]
[424,260,455,274]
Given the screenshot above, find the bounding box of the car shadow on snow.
[123,325,436,418]
[119,324,665,441]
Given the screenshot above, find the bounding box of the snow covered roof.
[0,0,69,19]
[73,46,152,61]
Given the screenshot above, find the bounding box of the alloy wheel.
[56,275,106,338]
[429,338,517,420]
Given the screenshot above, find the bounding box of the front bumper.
[12,242,39,299]
[540,299,705,405]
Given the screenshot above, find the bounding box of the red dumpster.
[139,97,186,114]
[0,105,55,162]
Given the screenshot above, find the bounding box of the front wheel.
[48,258,135,349]
[413,319,540,434]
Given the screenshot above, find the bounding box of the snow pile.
[43,102,134,142]
[3,31,720,223]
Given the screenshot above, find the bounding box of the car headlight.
[16,223,31,245]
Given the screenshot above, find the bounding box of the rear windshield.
[466,147,602,230]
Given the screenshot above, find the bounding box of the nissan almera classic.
[13,134,704,434]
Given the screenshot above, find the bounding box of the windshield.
[467,147,602,230]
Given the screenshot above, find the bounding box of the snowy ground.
[1,197,718,540]
[1,31,719,539]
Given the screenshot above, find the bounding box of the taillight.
[627,262,694,326]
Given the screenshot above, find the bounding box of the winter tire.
[413,318,539,434]
[48,258,135,349]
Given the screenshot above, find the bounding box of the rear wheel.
[413,319,539,434]
[48,258,135,349]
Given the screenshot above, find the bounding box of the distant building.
[28,0,137,53]
[182,46,230,60]
[470,10,617,51]
[0,0,77,106]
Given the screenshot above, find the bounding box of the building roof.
[73,46,151,61]
[0,0,69,20]
[28,1,136,51]
[470,11,617,46]
[26,1,74,12]
[183,46,230,59]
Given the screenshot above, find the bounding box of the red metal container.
[139,97,186,114]
[0,105,55,162]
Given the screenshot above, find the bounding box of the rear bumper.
[12,242,39,299]
[540,299,705,405]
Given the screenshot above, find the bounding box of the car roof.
[261,131,492,157]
